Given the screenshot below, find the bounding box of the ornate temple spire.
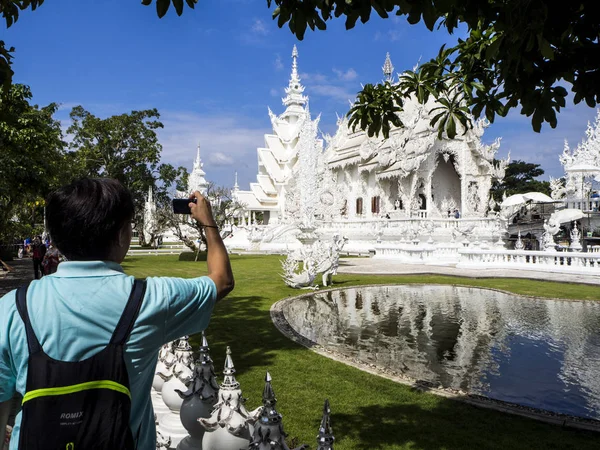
[233,171,239,192]
[194,143,203,172]
[188,143,209,195]
[222,346,240,389]
[283,45,308,111]
[147,185,153,203]
[383,52,394,82]
[316,399,334,450]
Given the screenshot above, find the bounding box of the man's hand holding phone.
[188,191,217,228]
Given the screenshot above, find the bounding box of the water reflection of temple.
[282,286,600,419]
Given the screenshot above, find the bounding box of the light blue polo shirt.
[0,261,217,450]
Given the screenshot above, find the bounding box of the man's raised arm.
[189,191,234,300]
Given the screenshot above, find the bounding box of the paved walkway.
[0,259,31,444]
[337,257,600,286]
[0,259,34,297]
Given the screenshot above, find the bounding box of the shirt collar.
[54,261,125,278]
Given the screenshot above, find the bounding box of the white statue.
[280,235,347,289]
[570,223,583,252]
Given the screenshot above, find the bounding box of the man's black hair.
[46,178,135,261]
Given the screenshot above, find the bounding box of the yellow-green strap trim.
[22,380,131,404]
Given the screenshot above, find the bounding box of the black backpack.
[15,279,146,450]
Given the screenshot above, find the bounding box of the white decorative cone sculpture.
[200,347,262,450]
[157,337,195,448]
[248,371,307,450]
[177,332,219,450]
[153,342,177,421]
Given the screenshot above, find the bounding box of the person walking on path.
[0,178,234,449]
[41,243,60,275]
[30,238,45,280]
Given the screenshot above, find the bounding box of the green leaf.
[172,0,184,16]
[446,114,457,139]
[485,35,503,60]
[156,0,170,18]
[537,35,554,59]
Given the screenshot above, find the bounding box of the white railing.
[457,249,600,273]
[320,217,498,231]
[374,243,463,261]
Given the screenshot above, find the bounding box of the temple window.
[356,197,363,215]
[371,196,381,214]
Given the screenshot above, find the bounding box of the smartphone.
[172,198,196,214]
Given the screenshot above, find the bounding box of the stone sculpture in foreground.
[199,347,262,450]
[157,337,195,447]
[176,332,219,450]
[249,371,308,450]
[316,399,334,450]
[151,340,337,449]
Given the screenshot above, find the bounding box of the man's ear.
[117,224,129,247]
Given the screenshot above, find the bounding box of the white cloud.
[274,54,284,70]
[299,72,328,83]
[270,88,280,97]
[310,84,356,102]
[374,28,403,42]
[251,19,269,36]
[300,70,359,103]
[209,152,235,166]
[157,111,267,186]
[333,68,358,81]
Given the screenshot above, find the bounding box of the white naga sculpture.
[281,234,347,289]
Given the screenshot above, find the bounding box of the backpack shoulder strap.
[110,279,147,346]
[15,282,42,355]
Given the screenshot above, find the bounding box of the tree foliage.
[65,106,187,244]
[268,0,599,138]
[0,83,64,244]
[490,160,551,203]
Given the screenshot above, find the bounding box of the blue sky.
[6,0,598,188]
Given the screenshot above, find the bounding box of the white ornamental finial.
[292,45,299,78]
[222,346,240,389]
[234,171,239,191]
[283,45,307,109]
[195,143,201,166]
[383,52,394,82]
[147,185,153,203]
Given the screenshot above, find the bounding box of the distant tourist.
[30,236,46,279]
[0,178,234,449]
[454,209,461,219]
[41,243,61,275]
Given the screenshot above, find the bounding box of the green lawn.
[122,254,600,449]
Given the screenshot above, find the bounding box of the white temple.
[551,110,600,212]
[227,48,508,255]
[138,50,600,275]
[233,45,323,225]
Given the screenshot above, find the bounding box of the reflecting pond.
[281,285,600,420]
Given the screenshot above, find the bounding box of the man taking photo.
[0,178,234,449]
